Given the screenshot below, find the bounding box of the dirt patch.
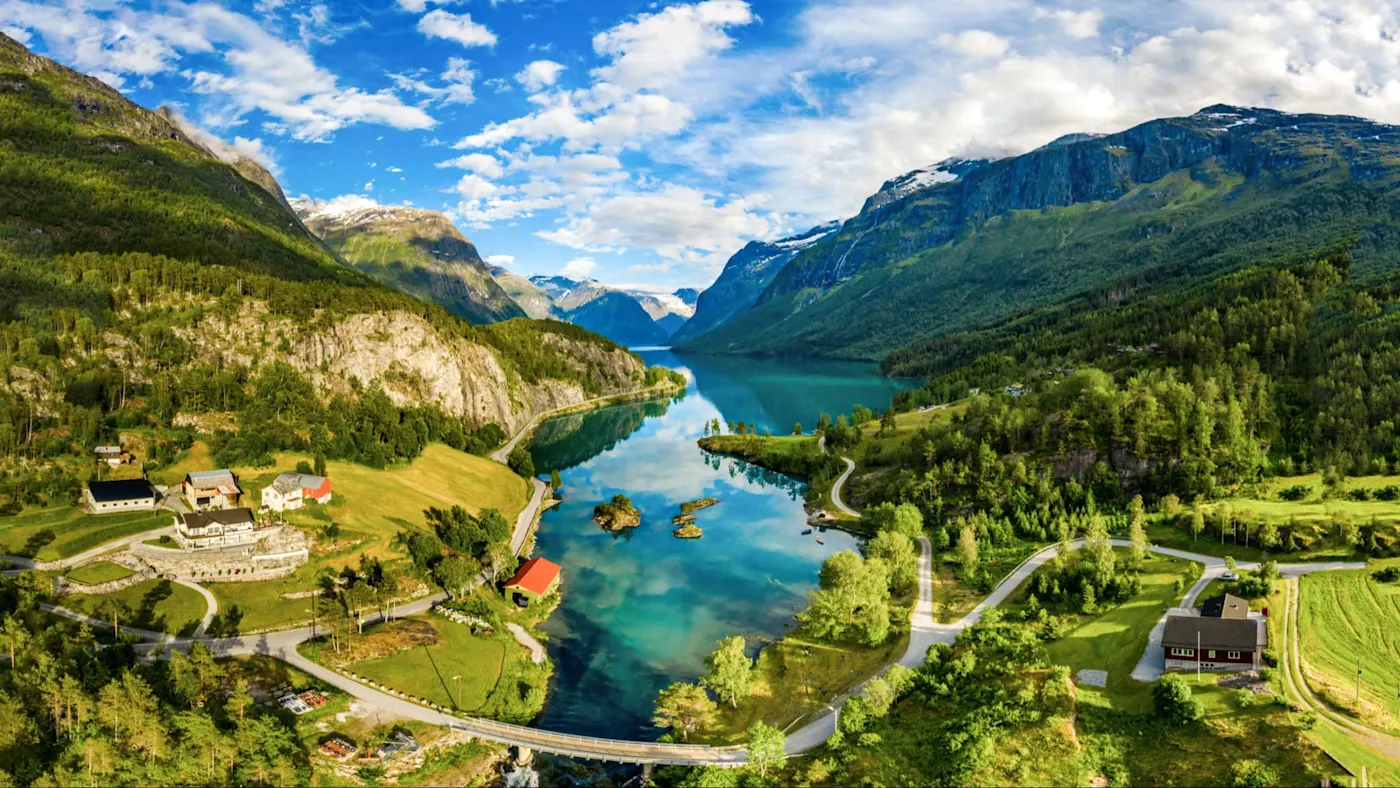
[1218,671,1275,696]
[325,619,442,667]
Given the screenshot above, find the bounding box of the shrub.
[1230,759,1278,788]
[1277,484,1310,501]
[1373,566,1400,583]
[1258,667,1275,683]
[1375,485,1400,501]
[1152,674,1204,726]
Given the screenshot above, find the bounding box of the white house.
[174,508,257,550]
[261,473,332,512]
[85,479,156,513]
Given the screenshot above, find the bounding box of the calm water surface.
[527,349,916,739]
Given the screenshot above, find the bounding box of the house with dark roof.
[1162,614,1263,671]
[503,557,561,606]
[1200,592,1249,619]
[85,479,157,513]
[183,470,242,511]
[174,508,257,550]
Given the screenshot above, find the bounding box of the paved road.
[490,383,676,464]
[829,456,859,519]
[175,578,219,637]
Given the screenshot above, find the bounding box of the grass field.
[64,560,134,585]
[63,578,207,636]
[1297,558,1400,732]
[0,506,168,561]
[701,627,910,745]
[1001,550,1198,712]
[332,616,507,712]
[181,441,527,631]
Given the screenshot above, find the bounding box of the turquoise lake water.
[527,349,917,739]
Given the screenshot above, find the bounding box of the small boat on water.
[815,537,825,545]
[801,528,813,535]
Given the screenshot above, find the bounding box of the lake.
[527,349,917,739]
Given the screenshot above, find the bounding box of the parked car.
[1221,572,1239,581]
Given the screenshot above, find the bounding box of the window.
[1228,651,1241,660]
[1170,648,1194,657]
[1207,650,1216,658]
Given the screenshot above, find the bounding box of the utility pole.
[1197,631,1202,684]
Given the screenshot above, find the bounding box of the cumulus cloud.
[485,254,515,266]
[417,9,496,48]
[363,179,374,191]
[560,257,597,279]
[1035,8,1104,40]
[455,172,500,201]
[942,29,1010,58]
[590,0,753,93]
[389,57,476,105]
[436,152,505,177]
[0,1,436,141]
[516,59,565,92]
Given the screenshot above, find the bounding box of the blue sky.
[3,0,1400,292]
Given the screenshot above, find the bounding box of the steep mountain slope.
[529,276,670,346]
[670,221,840,345]
[0,32,650,443]
[628,288,696,339]
[683,106,1400,359]
[491,266,560,319]
[292,198,525,324]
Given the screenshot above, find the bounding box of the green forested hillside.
[683,107,1400,360]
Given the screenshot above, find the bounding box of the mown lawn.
[1002,550,1198,713]
[1297,558,1400,732]
[63,578,207,636]
[0,506,168,561]
[64,560,134,585]
[331,616,507,713]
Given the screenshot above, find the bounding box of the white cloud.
[436,152,505,178]
[163,108,282,176]
[485,254,515,266]
[455,172,500,201]
[387,166,403,173]
[2,25,31,44]
[417,9,496,48]
[1035,9,1105,40]
[590,0,753,93]
[538,185,773,267]
[389,57,477,106]
[942,29,1010,59]
[516,59,565,91]
[560,257,597,279]
[363,179,374,191]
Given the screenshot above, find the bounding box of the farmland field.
[1297,559,1400,732]
[0,507,168,561]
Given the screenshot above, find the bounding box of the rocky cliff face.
[178,303,646,434]
[671,221,840,346]
[685,105,1400,359]
[293,198,525,324]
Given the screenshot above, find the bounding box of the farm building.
[85,479,157,513]
[261,473,332,512]
[94,445,131,468]
[174,508,258,550]
[503,557,561,606]
[1162,615,1265,671]
[183,470,242,511]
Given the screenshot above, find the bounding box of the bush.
[1373,566,1400,583]
[1230,759,1278,788]
[1346,487,1373,501]
[1152,674,1204,726]
[1261,648,1278,668]
[507,446,535,478]
[1376,485,1400,501]
[1277,484,1310,501]
[1258,667,1274,683]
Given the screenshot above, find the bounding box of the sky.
[3,0,1400,293]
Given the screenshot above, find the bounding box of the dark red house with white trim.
[1162,615,1263,671]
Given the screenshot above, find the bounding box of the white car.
[1220,572,1239,581]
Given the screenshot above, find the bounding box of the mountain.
[490,266,560,320]
[627,288,697,339]
[291,197,525,324]
[678,106,1400,359]
[669,221,840,345]
[0,32,652,443]
[528,276,670,346]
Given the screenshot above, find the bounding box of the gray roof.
[178,508,255,530]
[1162,615,1259,651]
[185,470,237,489]
[272,472,327,493]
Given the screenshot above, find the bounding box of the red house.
[1162,615,1263,671]
[503,557,561,606]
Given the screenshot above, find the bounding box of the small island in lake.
[679,497,719,514]
[672,523,704,539]
[672,513,697,525]
[593,494,641,530]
